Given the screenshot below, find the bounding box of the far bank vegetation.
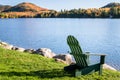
[1,2,120,18]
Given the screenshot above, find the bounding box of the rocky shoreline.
[0,41,117,71]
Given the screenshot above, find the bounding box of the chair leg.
[99,65,103,75]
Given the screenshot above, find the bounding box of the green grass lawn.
[0,47,120,80]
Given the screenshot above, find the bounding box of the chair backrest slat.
[67,35,88,67]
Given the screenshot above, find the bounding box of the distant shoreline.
[0,10,119,18]
[1,2,120,18]
[0,2,120,18]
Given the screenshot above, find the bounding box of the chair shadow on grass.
[0,69,73,78]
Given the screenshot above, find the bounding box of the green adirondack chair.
[67,35,106,76]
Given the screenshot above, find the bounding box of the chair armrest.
[70,52,106,57]
[84,52,106,56]
[84,52,106,64]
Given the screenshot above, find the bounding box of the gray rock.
[55,58,66,64]
[35,48,56,58]
[3,45,13,50]
[103,64,117,71]
[12,46,18,50]
[53,54,73,64]
[12,46,25,52]
[0,41,13,50]
[24,49,35,53]
[0,41,8,46]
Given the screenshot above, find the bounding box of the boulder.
[0,41,8,46]
[103,64,117,71]
[0,41,13,50]
[53,54,73,64]
[24,49,35,53]
[55,58,66,64]
[12,46,18,50]
[12,46,25,52]
[34,48,56,58]
[2,44,13,50]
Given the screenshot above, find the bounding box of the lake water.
[0,18,120,70]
